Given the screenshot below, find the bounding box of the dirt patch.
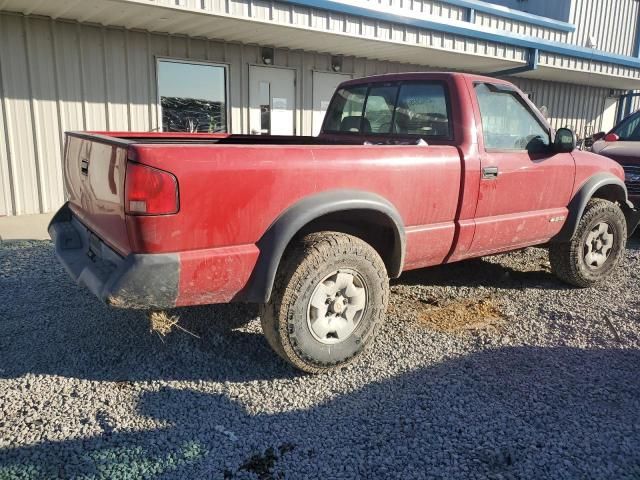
[413,297,506,333]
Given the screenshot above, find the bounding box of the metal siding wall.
[509,76,622,138]
[0,10,629,215]
[473,11,568,42]
[480,0,572,22]
[0,12,436,215]
[0,14,41,215]
[568,0,640,56]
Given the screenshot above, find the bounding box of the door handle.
[482,166,499,179]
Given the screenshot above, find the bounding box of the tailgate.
[64,133,131,255]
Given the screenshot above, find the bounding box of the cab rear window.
[323,82,451,139]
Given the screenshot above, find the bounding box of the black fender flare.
[239,190,406,303]
[553,173,634,242]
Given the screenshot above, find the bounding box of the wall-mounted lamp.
[261,47,274,65]
[331,55,343,72]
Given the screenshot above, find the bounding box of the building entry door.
[312,71,352,135]
[249,66,296,135]
[601,97,618,134]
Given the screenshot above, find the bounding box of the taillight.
[125,162,179,215]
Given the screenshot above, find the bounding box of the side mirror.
[592,132,606,141]
[554,127,576,153]
[604,133,620,142]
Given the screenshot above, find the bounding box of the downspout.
[490,48,539,77]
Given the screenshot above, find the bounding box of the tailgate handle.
[81,158,89,176]
[482,166,499,179]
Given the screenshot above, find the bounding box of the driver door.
[468,82,575,256]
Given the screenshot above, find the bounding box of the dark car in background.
[592,111,640,205]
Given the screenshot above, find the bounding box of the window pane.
[395,83,450,137]
[323,86,367,132]
[158,60,227,133]
[475,83,549,150]
[363,86,398,134]
[614,112,640,140]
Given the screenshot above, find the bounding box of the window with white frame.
[157,59,228,133]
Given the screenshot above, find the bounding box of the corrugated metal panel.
[538,51,640,82]
[481,0,572,23]
[0,11,431,215]
[0,10,633,215]
[360,0,467,21]
[473,11,568,43]
[509,76,624,139]
[567,0,640,56]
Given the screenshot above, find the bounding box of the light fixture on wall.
[586,35,598,49]
[261,47,274,65]
[331,55,343,72]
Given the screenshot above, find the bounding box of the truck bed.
[80,132,363,145]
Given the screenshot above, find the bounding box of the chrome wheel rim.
[584,222,614,269]
[306,269,367,345]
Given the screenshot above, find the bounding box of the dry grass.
[148,311,200,340]
[418,297,506,333]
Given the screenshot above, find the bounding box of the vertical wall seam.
[102,27,111,131]
[76,22,88,130]
[147,32,156,131]
[0,15,16,215]
[124,29,132,131]
[50,18,66,183]
[23,15,45,213]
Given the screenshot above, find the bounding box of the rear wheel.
[549,198,627,287]
[260,232,389,373]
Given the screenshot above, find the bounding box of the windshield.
[612,111,640,141]
[322,82,451,139]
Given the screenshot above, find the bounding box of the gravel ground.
[0,238,639,479]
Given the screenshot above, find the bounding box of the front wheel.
[550,198,627,287]
[260,232,390,373]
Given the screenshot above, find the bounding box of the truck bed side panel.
[128,144,463,273]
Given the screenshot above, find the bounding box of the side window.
[324,86,367,132]
[614,112,640,140]
[475,83,550,151]
[363,86,399,134]
[395,83,450,137]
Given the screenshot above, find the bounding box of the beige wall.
[0,11,627,216]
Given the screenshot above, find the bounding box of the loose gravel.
[1,238,639,479]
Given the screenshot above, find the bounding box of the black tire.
[549,198,627,287]
[260,232,390,373]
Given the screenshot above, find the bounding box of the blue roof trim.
[281,0,640,69]
[440,0,575,33]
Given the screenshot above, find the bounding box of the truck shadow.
[0,346,638,479]
[628,235,640,250]
[0,241,294,383]
[395,253,565,291]
[1,240,635,385]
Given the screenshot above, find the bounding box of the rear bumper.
[49,204,179,309]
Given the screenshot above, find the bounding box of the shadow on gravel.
[394,255,567,291]
[627,235,640,251]
[0,240,297,383]
[1,347,639,479]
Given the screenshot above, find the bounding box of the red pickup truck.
[50,72,639,373]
